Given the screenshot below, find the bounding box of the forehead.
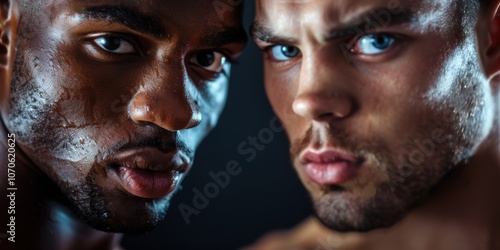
[25,0,242,31]
[45,0,235,15]
[255,0,458,35]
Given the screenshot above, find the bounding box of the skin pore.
[0,0,245,249]
[249,0,500,249]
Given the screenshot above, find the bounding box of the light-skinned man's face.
[0,0,245,233]
[253,0,494,232]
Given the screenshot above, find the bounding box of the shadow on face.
[252,0,494,232]
[0,0,246,233]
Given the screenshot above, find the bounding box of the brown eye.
[94,36,135,54]
[191,50,227,72]
[196,51,215,67]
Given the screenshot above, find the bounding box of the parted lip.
[300,148,360,165]
[96,134,193,198]
[299,147,365,185]
[104,147,190,173]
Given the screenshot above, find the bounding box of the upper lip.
[300,147,362,165]
[102,135,191,173]
[105,147,190,173]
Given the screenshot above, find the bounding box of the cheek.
[355,39,459,131]
[365,45,488,168]
[200,76,228,125]
[8,51,55,140]
[264,63,306,139]
[181,77,229,149]
[8,45,106,169]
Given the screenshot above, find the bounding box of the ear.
[0,0,18,108]
[478,1,500,81]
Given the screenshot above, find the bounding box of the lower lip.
[304,161,360,185]
[116,167,180,199]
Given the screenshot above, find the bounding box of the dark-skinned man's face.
[0,0,245,233]
[253,0,493,232]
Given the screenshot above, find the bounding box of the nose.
[292,54,355,123]
[128,68,202,131]
[293,92,354,122]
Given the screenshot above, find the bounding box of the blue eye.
[270,45,301,61]
[355,34,395,55]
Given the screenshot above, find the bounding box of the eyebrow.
[82,6,165,38]
[325,8,417,40]
[251,7,417,44]
[250,21,298,45]
[81,6,247,47]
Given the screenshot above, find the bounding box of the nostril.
[133,120,155,127]
[317,112,334,121]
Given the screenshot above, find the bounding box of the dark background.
[122,2,313,250]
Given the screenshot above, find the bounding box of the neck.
[0,124,122,250]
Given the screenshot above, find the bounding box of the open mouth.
[105,147,190,199]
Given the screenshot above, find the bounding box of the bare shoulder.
[243,217,345,250]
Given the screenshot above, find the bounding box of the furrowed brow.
[325,8,417,40]
[201,28,248,48]
[81,6,165,38]
[250,21,298,45]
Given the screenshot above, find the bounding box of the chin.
[85,214,166,234]
[76,197,171,234]
[314,211,404,233]
[63,180,172,234]
[311,187,413,233]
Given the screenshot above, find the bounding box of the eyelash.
[260,45,301,66]
[215,49,239,65]
[83,33,239,82]
[84,33,143,61]
[188,49,240,82]
[259,32,404,65]
[347,33,400,53]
